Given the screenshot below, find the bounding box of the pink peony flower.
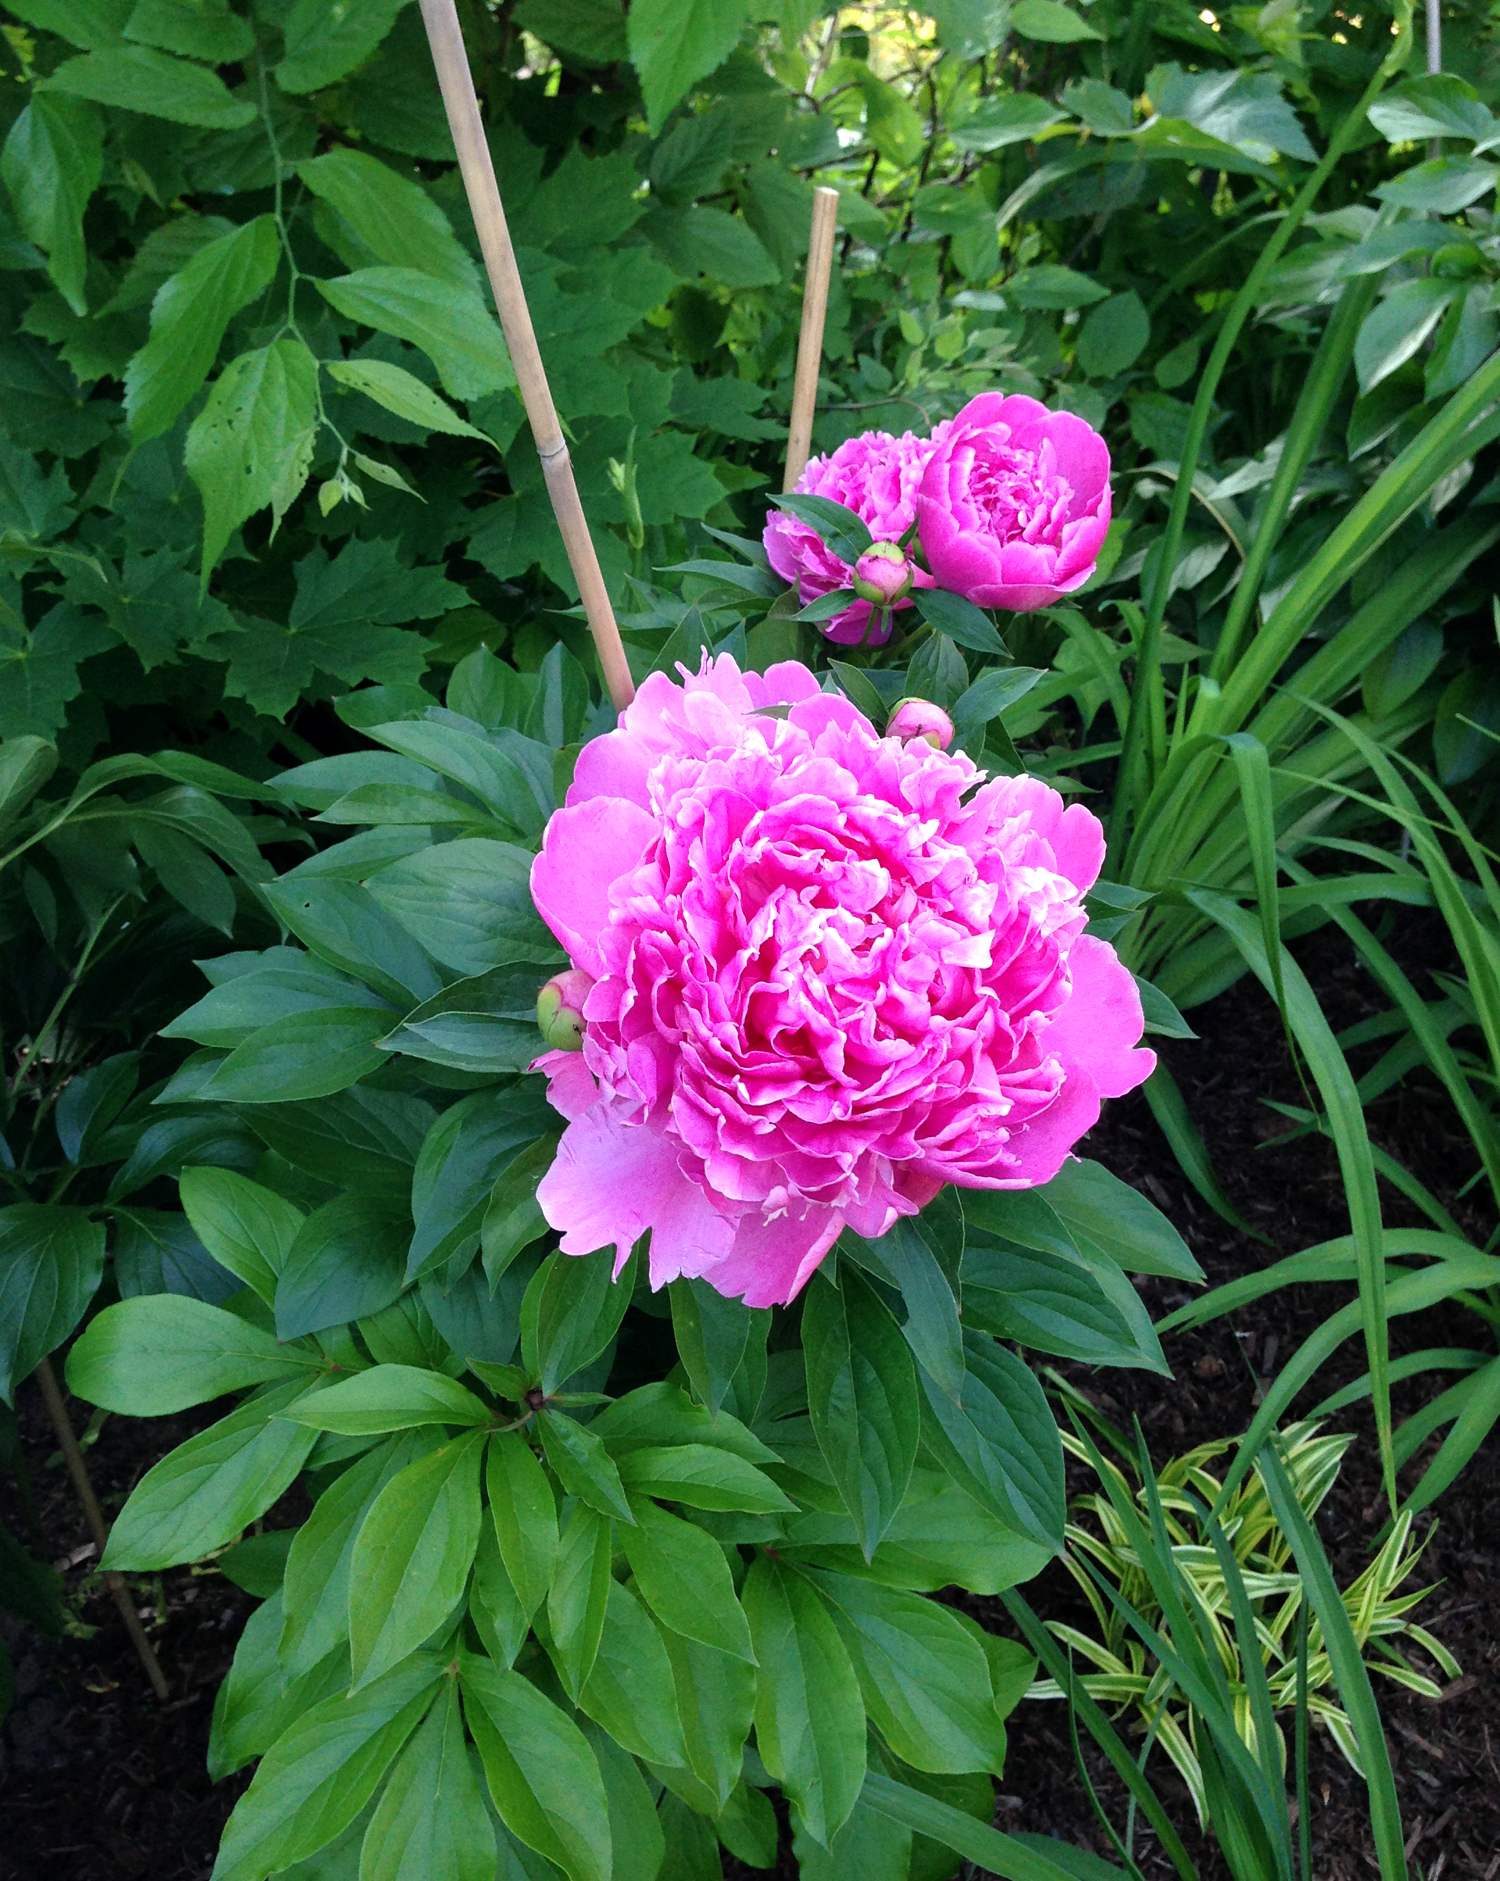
[764,429,942,646]
[528,654,1154,1309]
[916,394,1111,612]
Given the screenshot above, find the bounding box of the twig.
[784,187,840,494]
[417,0,634,712]
[35,1357,168,1700]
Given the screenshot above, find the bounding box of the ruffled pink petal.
[997,1069,1102,1188]
[537,1107,735,1280]
[950,392,1052,436]
[1010,411,1112,508]
[531,796,657,977]
[747,662,825,710]
[534,1049,599,1121]
[568,728,654,810]
[1044,935,1155,1099]
[704,1205,843,1307]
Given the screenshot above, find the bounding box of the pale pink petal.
[747,661,824,709]
[705,1205,843,1307]
[530,797,657,977]
[537,1108,735,1279]
[534,1049,599,1121]
[951,392,1051,435]
[568,729,654,810]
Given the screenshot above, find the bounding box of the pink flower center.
[968,439,1074,545]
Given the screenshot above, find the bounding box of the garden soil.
[2,919,1497,1881]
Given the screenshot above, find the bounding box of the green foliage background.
[3,1,1500,1874]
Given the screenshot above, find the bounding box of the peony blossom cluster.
[530,654,1153,1308]
[764,427,939,646]
[765,394,1112,637]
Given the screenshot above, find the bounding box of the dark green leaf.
[362,1677,496,1881]
[803,1266,918,1561]
[276,1193,408,1339]
[408,1088,556,1282]
[619,1494,754,1661]
[911,589,1005,655]
[918,1335,1064,1553]
[522,1249,633,1394]
[809,1570,1007,1775]
[0,1204,105,1405]
[0,96,103,314]
[66,1293,316,1414]
[54,1051,136,1163]
[543,1499,614,1701]
[179,1165,304,1305]
[103,1378,320,1569]
[368,838,550,977]
[770,493,873,564]
[349,1430,485,1687]
[197,1005,393,1104]
[280,1364,490,1435]
[212,1655,443,1881]
[960,1239,1167,1372]
[462,1651,613,1881]
[743,1555,864,1849]
[265,874,442,1008]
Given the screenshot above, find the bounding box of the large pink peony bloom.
[528,654,1154,1308]
[764,429,942,646]
[916,394,1111,612]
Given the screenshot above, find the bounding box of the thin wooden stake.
[783,186,840,494]
[417,0,635,713]
[35,1357,168,1700]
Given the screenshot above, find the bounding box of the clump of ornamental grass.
[1027,1419,1459,1827]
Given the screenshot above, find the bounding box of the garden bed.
[5,920,1496,1881]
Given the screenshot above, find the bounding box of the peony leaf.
[771,493,875,564]
[803,1266,918,1561]
[911,589,1006,655]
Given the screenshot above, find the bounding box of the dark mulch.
[3,916,1498,1881]
[0,1402,258,1881]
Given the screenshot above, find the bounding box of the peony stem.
[34,1356,169,1700]
[783,187,840,494]
[416,0,635,713]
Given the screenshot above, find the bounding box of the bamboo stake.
[417,0,635,713]
[35,1357,168,1700]
[783,187,840,494]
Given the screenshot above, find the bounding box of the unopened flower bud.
[536,969,594,1051]
[886,697,954,751]
[851,541,913,607]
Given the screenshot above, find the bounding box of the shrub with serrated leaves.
[3,0,1496,789]
[63,641,1206,1879]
